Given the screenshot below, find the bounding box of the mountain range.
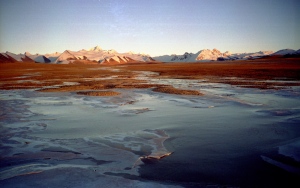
[1,46,299,64]
[154,48,300,62]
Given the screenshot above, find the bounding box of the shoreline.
[1,68,300,187]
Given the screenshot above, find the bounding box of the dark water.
[1,83,300,187]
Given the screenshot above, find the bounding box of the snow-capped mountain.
[196,49,230,61]
[0,51,35,63]
[226,51,274,60]
[1,47,299,64]
[272,49,296,55]
[0,46,156,64]
[5,52,25,61]
[154,49,275,62]
[26,52,51,63]
[89,45,102,51]
[69,46,154,64]
[53,50,77,64]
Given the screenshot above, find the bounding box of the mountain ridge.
[153,49,282,62]
[1,47,299,64]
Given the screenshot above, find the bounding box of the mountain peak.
[273,49,295,55]
[89,45,102,51]
[25,52,32,56]
[196,49,223,61]
[106,49,117,54]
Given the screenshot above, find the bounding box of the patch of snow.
[273,49,296,55]
[1,53,8,58]
[154,49,278,62]
[89,45,102,51]
[53,50,77,64]
[111,56,121,63]
[196,49,224,61]
[5,52,24,61]
[25,52,32,56]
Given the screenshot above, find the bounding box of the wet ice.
[1,81,300,187]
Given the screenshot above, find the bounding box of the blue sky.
[0,0,299,56]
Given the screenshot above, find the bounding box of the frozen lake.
[1,82,300,187]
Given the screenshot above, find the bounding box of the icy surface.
[1,83,300,187]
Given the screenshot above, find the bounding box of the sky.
[0,0,299,56]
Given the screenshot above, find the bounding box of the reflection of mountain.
[1,46,299,63]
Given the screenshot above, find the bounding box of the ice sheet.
[1,83,300,187]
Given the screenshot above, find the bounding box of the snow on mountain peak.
[212,48,221,54]
[153,48,279,62]
[273,49,296,55]
[54,50,77,64]
[196,48,223,61]
[106,49,117,54]
[223,51,231,56]
[25,52,32,56]
[89,45,102,51]
[3,46,299,64]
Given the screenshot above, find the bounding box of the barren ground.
[0,57,299,95]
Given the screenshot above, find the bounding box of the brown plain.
[0,57,299,96]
